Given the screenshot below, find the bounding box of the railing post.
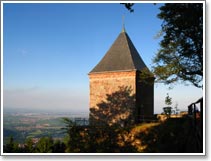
[193,103,196,128]
[200,99,203,146]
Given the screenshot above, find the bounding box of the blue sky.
[2,2,203,115]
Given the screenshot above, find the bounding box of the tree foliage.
[121,3,203,88]
[4,117,202,153]
[138,67,155,85]
[35,137,54,153]
[121,3,134,12]
[3,136,19,153]
[25,138,34,152]
[163,93,173,118]
[163,107,172,118]
[153,3,203,88]
[165,93,172,106]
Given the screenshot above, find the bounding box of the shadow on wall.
[90,86,136,127]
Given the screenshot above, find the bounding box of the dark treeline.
[4,116,202,153]
[4,136,65,153]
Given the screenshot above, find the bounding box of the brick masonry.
[89,70,154,126]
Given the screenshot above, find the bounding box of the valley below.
[3,110,89,144]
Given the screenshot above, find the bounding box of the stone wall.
[89,70,154,126]
[89,71,136,126]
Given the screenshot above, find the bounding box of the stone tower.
[89,28,154,126]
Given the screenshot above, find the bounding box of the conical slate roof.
[89,30,148,74]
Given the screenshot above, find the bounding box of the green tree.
[25,138,34,153]
[61,118,137,153]
[121,3,134,12]
[53,140,66,153]
[163,93,172,118]
[61,117,89,152]
[139,67,155,85]
[163,107,172,118]
[3,136,20,153]
[165,93,172,106]
[153,3,203,88]
[122,3,203,88]
[35,137,54,153]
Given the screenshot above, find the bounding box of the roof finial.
[122,15,126,33]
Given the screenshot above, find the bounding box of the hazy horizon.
[3,106,89,115]
[2,3,203,116]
